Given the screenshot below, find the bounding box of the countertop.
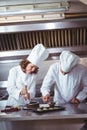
[0,101,87,121]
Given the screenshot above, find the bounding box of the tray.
[33,106,65,113]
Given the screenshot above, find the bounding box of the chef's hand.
[20,86,28,95]
[20,86,30,100]
[24,92,30,100]
[70,97,80,104]
[42,94,51,103]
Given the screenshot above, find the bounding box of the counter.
[0,100,87,130]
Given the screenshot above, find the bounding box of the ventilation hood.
[0,0,70,23]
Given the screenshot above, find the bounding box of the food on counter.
[1,106,21,112]
[48,102,55,107]
[37,108,42,112]
[26,101,39,109]
[49,107,54,110]
[43,107,49,110]
[54,106,59,109]
[39,104,49,108]
[34,104,65,113]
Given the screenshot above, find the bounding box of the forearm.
[40,82,52,97]
[76,92,87,102]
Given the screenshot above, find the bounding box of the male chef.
[7,44,49,106]
[41,50,87,105]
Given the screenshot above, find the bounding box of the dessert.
[26,101,39,109]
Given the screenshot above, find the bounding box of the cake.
[26,101,39,109]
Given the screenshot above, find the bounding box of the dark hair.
[20,59,30,70]
[19,59,39,74]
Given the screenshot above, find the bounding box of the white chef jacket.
[41,62,87,105]
[7,66,37,106]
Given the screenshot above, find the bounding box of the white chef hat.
[27,44,49,67]
[60,50,80,72]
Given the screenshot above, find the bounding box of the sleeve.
[27,75,37,99]
[7,68,21,100]
[76,68,87,102]
[40,65,55,96]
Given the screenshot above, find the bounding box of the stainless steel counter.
[0,101,87,130]
[0,102,87,121]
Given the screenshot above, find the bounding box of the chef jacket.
[7,66,37,106]
[41,62,87,105]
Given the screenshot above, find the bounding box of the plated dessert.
[26,101,39,109]
[1,106,21,113]
[33,102,65,113]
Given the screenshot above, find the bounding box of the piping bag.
[25,85,30,104]
[22,82,30,104]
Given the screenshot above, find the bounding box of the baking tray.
[33,106,65,113]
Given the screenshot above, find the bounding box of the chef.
[41,50,87,105]
[7,44,49,106]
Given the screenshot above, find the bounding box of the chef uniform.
[7,44,49,106]
[41,51,87,105]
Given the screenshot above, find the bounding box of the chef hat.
[60,50,80,72]
[27,44,49,67]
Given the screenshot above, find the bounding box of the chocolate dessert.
[26,101,39,109]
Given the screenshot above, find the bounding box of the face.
[60,62,69,75]
[24,63,38,74]
[60,69,69,75]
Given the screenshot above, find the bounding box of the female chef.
[41,51,87,105]
[7,44,49,106]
